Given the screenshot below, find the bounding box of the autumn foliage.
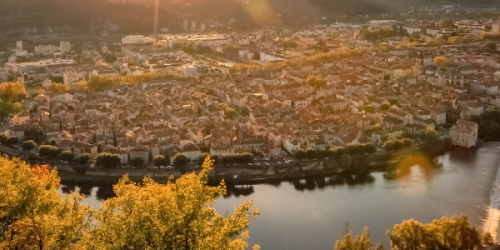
[0,156,260,249]
[0,158,91,249]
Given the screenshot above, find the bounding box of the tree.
[48,82,69,94]
[0,157,91,249]
[105,53,117,63]
[434,56,447,66]
[305,147,316,159]
[24,125,44,142]
[130,157,144,167]
[485,42,497,51]
[339,154,353,169]
[154,155,168,167]
[31,88,45,98]
[210,154,220,164]
[421,126,444,152]
[60,150,74,162]
[80,159,260,249]
[337,47,352,56]
[438,18,454,28]
[4,136,19,146]
[39,145,59,159]
[225,107,237,119]
[329,147,345,159]
[387,219,427,250]
[78,153,91,165]
[0,82,26,102]
[173,153,188,168]
[95,152,121,168]
[383,140,395,151]
[0,100,22,119]
[222,154,234,164]
[364,143,377,155]
[402,138,412,149]
[198,153,209,166]
[483,232,494,246]
[387,215,482,250]
[22,140,36,151]
[393,140,403,151]
[346,143,361,155]
[335,226,381,250]
[448,36,464,44]
[237,153,254,164]
[307,75,327,89]
[0,156,260,249]
[295,149,307,159]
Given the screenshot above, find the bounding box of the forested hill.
[0,0,498,40]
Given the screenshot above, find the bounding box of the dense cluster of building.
[4,11,500,166]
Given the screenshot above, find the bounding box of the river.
[59,142,500,250]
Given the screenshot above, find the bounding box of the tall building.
[34,45,56,55]
[492,22,500,34]
[16,41,23,51]
[121,35,156,45]
[449,119,478,148]
[34,41,71,55]
[60,41,71,54]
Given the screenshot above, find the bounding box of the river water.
[60,142,500,250]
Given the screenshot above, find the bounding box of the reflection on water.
[60,172,377,201]
[58,142,500,250]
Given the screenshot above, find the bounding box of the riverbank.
[0,142,448,186]
[54,152,429,186]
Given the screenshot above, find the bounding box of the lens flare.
[153,0,159,34]
[241,0,276,26]
[484,206,500,241]
[395,155,435,182]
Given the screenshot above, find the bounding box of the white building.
[260,51,287,62]
[183,143,201,163]
[34,41,71,55]
[0,68,7,82]
[137,49,177,61]
[449,119,478,148]
[35,45,56,55]
[187,36,231,47]
[63,70,85,86]
[403,26,422,34]
[183,66,197,76]
[121,35,156,45]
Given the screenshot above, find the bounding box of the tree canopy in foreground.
[0,156,260,249]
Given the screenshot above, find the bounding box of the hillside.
[0,0,497,42]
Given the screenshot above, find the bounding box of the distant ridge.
[0,0,497,40]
